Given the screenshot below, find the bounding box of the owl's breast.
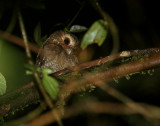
[36,45,78,73]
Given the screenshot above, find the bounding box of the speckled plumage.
[36,31,79,73]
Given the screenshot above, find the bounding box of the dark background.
[1,0,160,49]
[0,0,160,125]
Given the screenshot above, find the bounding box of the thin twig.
[6,8,18,33]
[18,10,53,108]
[0,30,39,53]
[18,8,53,116]
[96,2,119,55]
[65,1,86,31]
[99,84,150,118]
[17,10,63,126]
[89,0,119,55]
[26,100,160,126]
[18,10,32,63]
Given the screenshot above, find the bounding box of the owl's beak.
[66,48,72,55]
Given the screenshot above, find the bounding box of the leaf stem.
[65,1,85,31]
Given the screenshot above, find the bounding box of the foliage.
[0,72,6,95]
[81,19,108,49]
[34,23,47,46]
[69,25,88,33]
[41,69,59,100]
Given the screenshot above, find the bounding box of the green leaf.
[0,72,6,95]
[26,70,33,75]
[42,68,53,75]
[34,23,42,46]
[25,64,36,71]
[42,75,59,100]
[70,25,87,33]
[81,19,108,49]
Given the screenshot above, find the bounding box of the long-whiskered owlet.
[36,30,79,73]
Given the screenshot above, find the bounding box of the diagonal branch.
[52,47,160,76]
[0,30,39,53]
[0,82,40,117]
[26,101,160,126]
[1,49,160,121]
[59,52,160,99]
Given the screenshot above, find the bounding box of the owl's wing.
[36,44,61,68]
[36,48,47,67]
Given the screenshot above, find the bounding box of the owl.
[36,31,79,73]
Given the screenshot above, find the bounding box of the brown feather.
[36,31,79,73]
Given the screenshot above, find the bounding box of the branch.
[1,48,160,117]
[99,84,150,118]
[26,101,160,126]
[59,51,160,99]
[52,47,160,76]
[0,82,40,117]
[0,30,39,53]
[0,48,160,125]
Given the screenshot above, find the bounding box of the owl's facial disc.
[61,35,77,55]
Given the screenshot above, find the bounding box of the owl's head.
[43,31,79,55]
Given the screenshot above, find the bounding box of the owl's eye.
[64,37,70,45]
